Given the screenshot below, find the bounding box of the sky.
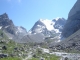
[0,0,77,31]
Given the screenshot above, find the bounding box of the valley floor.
[23,47,80,60]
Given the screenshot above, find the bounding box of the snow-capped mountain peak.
[28,17,66,43]
[29,18,66,38]
[17,26,25,33]
[55,17,61,21]
[39,19,55,31]
[16,26,27,35]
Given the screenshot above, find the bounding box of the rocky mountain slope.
[62,0,80,38]
[0,13,27,42]
[54,29,80,52]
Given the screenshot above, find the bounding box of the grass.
[0,57,21,60]
[2,40,16,53]
[29,48,60,60]
[29,54,60,60]
[29,57,38,60]
[0,29,28,59]
[64,48,80,53]
[0,29,60,60]
[0,29,8,39]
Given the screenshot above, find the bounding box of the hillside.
[53,29,80,53]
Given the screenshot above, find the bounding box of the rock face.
[62,0,80,38]
[0,13,27,42]
[68,0,80,17]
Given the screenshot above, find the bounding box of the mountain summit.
[29,18,66,38]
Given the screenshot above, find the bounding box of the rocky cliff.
[62,0,80,38]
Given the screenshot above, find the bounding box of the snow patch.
[28,31,32,34]
[57,40,61,42]
[34,33,36,34]
[0,26,2,29]
[16,26,27,35]
[42,48,50,53]
[5,26,9,28]
[40,19,60,33]
[53,17,63,21]
[17,26,23,33]
[9,37,12,39]
[54,29,60,33]
[55,17,60,21]
[37,25,41,27]
[16,31,18,34]
[40,19,55,31]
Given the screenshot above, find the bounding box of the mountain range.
[0,13,66,43]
